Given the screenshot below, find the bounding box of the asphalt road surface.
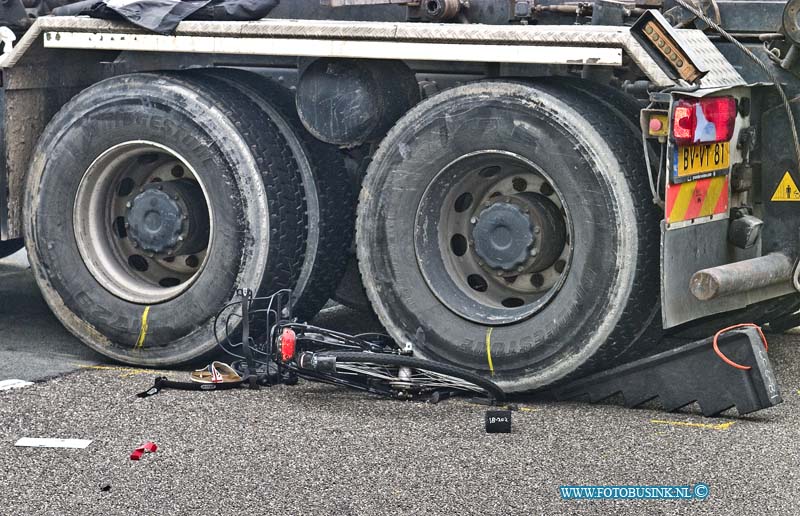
[0,251,107,381]
[2,251,800,514]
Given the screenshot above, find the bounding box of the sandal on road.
[190,361,242,384]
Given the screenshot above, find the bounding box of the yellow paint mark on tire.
[485,327,494,376]
[135,306,151,349]
[650,419,735,431]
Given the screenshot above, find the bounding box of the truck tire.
[0,239,23,260]
[24,73,305,366]
[190,69,355,320]
[333,256,373,312]
[357,81,661,392]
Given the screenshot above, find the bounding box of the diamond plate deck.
[2,17,744,90]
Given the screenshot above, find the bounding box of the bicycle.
[212,289,505,403]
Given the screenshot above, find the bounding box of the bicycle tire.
[319,351,506,401]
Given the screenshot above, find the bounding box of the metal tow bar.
[548,326,781,417]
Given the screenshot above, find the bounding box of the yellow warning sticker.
[771,171,800,202]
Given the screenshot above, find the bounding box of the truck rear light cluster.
[672,97,736,146]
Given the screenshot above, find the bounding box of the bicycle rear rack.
[546,327,781,416]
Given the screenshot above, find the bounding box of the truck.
[0,0,798,393]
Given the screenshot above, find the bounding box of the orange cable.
[712,323,768,371]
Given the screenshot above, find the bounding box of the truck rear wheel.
[191,68,355,320]
[357,81,661,391]
[24,73,305,366]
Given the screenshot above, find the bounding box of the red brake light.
[672,97,736,146]
[673,101,696,145]
[279,328,296,362]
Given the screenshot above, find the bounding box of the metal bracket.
[547,327,781,417]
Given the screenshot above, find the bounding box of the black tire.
[357,81,661,392]
[548,77,644,134]
[0,239,23,260]
[333,256,373,312]
[322,351,506,401]
[24,73,305,367]
[190,68,355,320]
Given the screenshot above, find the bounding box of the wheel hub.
[414,150,573,325]
[472,201,534,271]
[127,187,184,254]
[126,179,209,256]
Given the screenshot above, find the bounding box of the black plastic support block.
[549,327,781,417]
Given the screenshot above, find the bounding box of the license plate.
[676,142,730,179]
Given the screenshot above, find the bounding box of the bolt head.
[470,217,478,224]
[125,202,132,209]
[177,235,184,242]
[530,249,538,256]
[533,227,541,234]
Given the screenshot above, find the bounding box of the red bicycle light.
[279,328,296,362]
[672,96,736,146]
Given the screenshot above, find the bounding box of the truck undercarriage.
[1,0,799,392]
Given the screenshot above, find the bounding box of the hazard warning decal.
[666,176,729,225]
[770,171,800,202]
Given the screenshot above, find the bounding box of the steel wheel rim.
[73,141,214,304]
[414,150,573,325]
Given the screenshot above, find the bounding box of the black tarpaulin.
[50,0,279,34]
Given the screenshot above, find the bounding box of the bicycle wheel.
[319,351,505,402]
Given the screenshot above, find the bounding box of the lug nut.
[125,202,132,209]
[470,217,477,224]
